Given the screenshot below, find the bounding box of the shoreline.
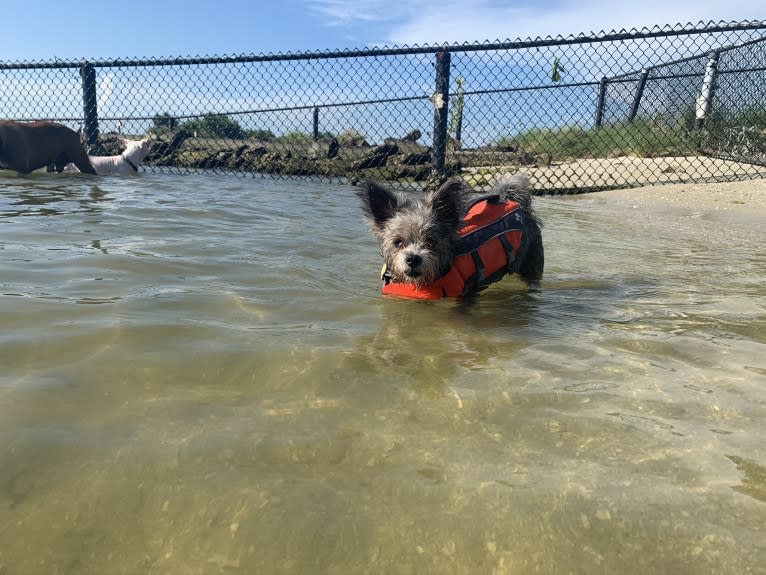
[561,177,766,241]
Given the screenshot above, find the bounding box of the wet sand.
[570,177,766,244]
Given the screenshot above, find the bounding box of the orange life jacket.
[381,195,524,299]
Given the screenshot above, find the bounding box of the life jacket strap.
[497,232,516,272]
[462,251,486,296]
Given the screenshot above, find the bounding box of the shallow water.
[1,172,765,574]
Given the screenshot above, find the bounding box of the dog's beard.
[385,245,450,285]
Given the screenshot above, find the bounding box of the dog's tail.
[492,172,532,207]
[493,172,541,226]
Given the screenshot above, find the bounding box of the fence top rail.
[1,20,764,71]
[607,33,766,80]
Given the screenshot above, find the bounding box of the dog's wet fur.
[64,137,152,175]
[0,120,96,174]
[357,173,544,293]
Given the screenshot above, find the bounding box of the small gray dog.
[357,174,544,299]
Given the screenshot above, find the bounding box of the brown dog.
[0,120,96,174]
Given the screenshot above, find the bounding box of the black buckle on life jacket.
[465,194,501,211]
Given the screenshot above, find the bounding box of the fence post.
[431,50,451,175]
[594,76,608,128]
[628,69,650,122]
[312,107,319,140]
[695,51,719,130]
[79,61,100,151]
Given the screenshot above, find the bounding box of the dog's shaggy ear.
[357,181,399,231]
[428,177,466,231]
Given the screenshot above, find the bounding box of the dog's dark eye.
[394,238,404,249]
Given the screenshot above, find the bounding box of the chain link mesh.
[2,21,765,192]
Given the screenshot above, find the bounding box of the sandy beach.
[564,177,766,244]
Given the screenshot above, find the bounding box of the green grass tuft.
[498,118,701,160]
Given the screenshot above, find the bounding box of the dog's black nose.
[406,254,422,268]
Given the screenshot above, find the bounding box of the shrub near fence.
[1,20,765,192]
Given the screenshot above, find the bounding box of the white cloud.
[306,0,413,26]
[306,0,764,45]
[97,73,114,113]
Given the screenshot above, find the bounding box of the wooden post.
[312,107,319,140]
[80,61,100,151]
[431,51,451,175]
[594,76,608,128]
[628,69,649,122]
[453,76,464,147]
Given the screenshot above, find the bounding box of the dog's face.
[358,178,467,285]
[122,138,152,163]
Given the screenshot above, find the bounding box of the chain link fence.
[2,20,765,192]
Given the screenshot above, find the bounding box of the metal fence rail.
[2,20,765,192]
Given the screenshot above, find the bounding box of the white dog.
[64,137,151,175]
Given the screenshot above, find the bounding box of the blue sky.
[2,0,764,62]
